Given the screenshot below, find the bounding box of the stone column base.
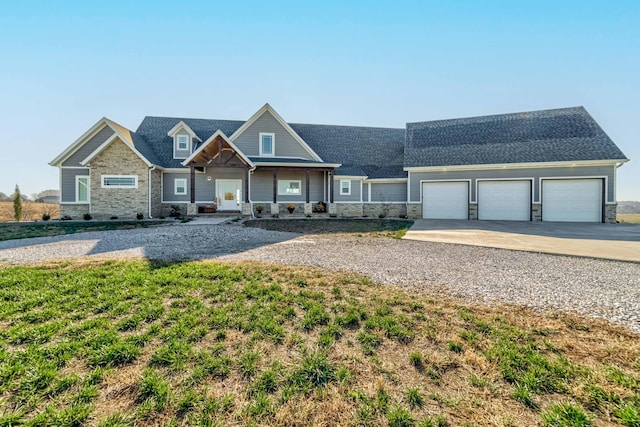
[187,203,197,216]
[532,203,542,222]
[468,203,478,220]
[407,203,422,219]
[328,203,337,217]
[605,204,617,224]
[304,203,312,215]
[242,203,251,216]
[270,203,279,216]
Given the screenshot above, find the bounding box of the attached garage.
[542,179,603,222]
[478,180,531,221]
[422,181,468,219]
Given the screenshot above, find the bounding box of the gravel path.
[1,224,638,334]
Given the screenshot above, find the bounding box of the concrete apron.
[403,222,640,263]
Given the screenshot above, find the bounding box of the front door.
[218,180,242,211]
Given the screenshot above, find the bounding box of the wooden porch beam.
[329,170,334,203]
[245,168,250,203]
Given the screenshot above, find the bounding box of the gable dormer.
[167,121,201,159]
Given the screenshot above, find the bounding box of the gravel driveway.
[1,223,638,334]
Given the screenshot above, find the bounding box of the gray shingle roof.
[404,106,627,168]
[133,116,407,178]
[289,123,406,178]
[135,117,244,169]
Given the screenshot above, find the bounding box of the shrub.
[83,213,92,221]
[110,216,118,220]
[169,205,182,218]
[255,205,264,213]
[136,213,144,220]
[42,213,51,221]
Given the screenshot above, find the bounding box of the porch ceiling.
[185,134,250,168]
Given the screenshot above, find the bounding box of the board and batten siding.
[369,182,407,202]
[61,168,90,202]
[408,165,615,203]
[62,126,115,167]
[250,170,324,202]
[173,131,191,159]
[162,168,245,202]
[333,179,362,202]
[233,111,314,160]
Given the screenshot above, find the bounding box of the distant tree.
[13,184,23,222]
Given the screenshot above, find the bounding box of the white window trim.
[340,179,351,195]
[101,175,138,189]
[277,179,301,196]
[259,132,275,157]
[75,176,90,203]
[174,178,187,195]
[176,135,189,151]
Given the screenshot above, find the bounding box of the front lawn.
[0,220,166,241]
[0,260,638,426]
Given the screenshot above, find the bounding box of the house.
[50,103,628,223]
[35,189,60,204]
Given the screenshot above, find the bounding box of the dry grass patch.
[618,214,640,224]
[0,201,59,222]
[0,260,638,426]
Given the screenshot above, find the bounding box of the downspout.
[148,166,156,218]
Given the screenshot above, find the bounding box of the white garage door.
[478,180,531,221]
[422,181,468,219]
[542,179,603,222]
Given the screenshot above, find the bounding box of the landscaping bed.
[244,218,414,236]
[0,220,166,241]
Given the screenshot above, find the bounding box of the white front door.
[218,180,242,211]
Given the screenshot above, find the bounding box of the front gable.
[230,104,322,161]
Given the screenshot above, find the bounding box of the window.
[101,175,138,188]
[174,178,187,195]
[278,180,301,196]
[76,176,89,202]
[177,135,189,151]
[260,132,275,156]
[340,180,351,195]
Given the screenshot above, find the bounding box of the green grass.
[0,260,638,426]
[0,220,166,241]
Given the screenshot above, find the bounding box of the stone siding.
[532,203,542,222]
[605,204,617,224]
[363,203,407,218]
[89,139,149,219]
[407,203,421,219]
[60,204,90,219]
[468,203,478,220]
[337,203,363,217]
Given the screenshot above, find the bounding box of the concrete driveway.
[403,220,640,262]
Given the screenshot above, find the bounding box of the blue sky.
[0,0,638,200]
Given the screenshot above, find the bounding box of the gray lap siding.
[368,182,407,202]
[62,126,114,167]
[250,170,324,203]
[61,168,90,202]
[162,168,245,203]
[408,165,615,204]
[333,179,362,202]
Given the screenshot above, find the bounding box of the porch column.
[305,170,310,203]
[329,170,334,203]
[272,172,277,203]
[244,168,250,202]
[190,165,196,204]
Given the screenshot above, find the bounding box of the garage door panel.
[422,182,468,219]
[542,179,602,222]
[478,180,531,221]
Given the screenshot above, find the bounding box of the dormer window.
[177,135,189,151]
[260,132,274,156]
